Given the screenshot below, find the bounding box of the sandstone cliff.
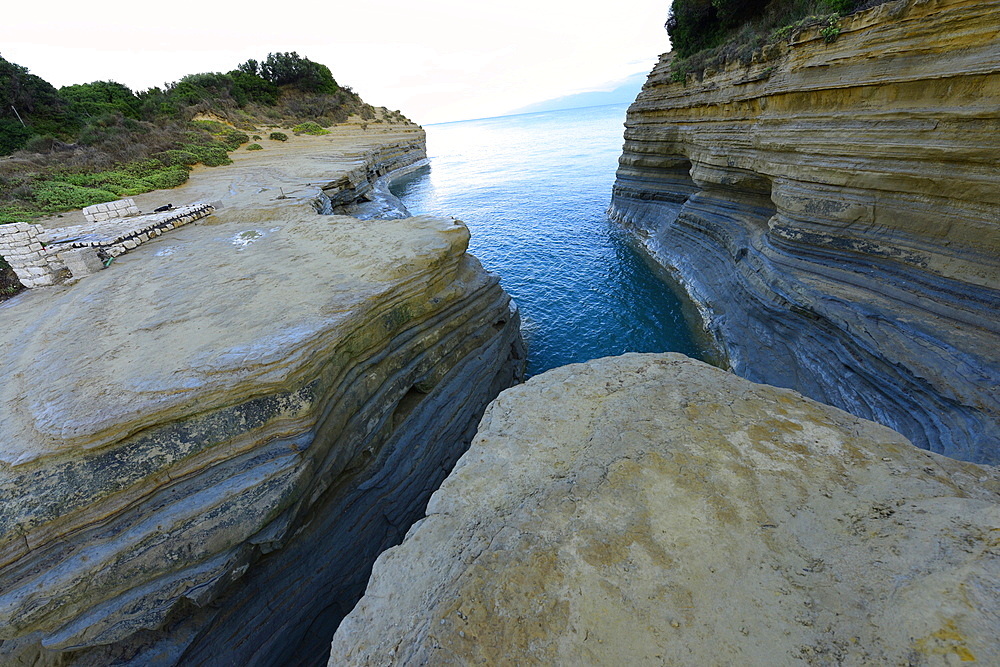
[609,0,1000,463]
[0,125,525,664]
[330,353,1000,666]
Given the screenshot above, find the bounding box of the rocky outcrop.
[330,353,1000,666]
[0,125,524,665]
[314,137,427,218]
[609,0,1000,463]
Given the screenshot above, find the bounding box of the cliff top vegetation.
[666,0,893,79]
[0,51,418,299]
[0,52,409,225]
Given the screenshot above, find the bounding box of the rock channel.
[330,353,1000,665]
[609,0,1000,463]
[0,123,525,664]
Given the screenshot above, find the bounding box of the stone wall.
[51,202,216,258]
[82,197,140,222]
[609,0,1000,463]
[0,223,64,287]
[0,203,215,290]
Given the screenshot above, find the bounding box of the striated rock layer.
[609,0,1000,463]
[0,125,524,665]
[330,353,1000,666]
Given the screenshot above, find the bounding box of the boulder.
[331,353,999,665]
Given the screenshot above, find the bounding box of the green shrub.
[820,18,842,42]
[23,135,59,153]
[822,0,855,12]
[228,69,280,106]
[59,81,141,120]
[665,0,870,80]
[158,149,200,166]
[246,143,263,150]
[46,160,190,200]
[1,56,80,154]
[32,181,117,211]
[247,52,340,94]
[269,131,288,141]
[192,119,228,133]
[251,134,261,140]
[670,61,690,83]
[180,143,232,167]
[0,206,37,224]
[0,118,33,155]
[218,129,249,150]
[137,165,189,190]
[291,121,329,135]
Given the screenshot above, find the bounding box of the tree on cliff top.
[238,52,340,95]
[0,55,78,154]
[666,0,770,57]
[665,0,874,60]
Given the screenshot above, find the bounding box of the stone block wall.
[0,223,65,288]
[0,203,215,290]
[101,200,215,257]
[83,198,140,223]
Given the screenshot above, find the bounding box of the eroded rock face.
[609,0,1000,463]
[0,151,524,662]
[330,353,1000,666]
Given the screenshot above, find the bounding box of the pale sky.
[0,0,672,124]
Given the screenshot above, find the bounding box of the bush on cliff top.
[291,121,329,135]
[666,0,895,78]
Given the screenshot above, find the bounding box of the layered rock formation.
[609,0,1000,463]
[0,125,524,664]
[330,353,1000,665]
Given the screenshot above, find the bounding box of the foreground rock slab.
[0,125,524,664]
[331,353,999,666]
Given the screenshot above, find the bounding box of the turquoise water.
[391,103,710,376]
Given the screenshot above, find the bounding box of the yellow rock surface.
[330,354,1000,666]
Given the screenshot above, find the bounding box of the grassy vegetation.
[0,51,409,222]
[291,121,330,136]
[666,0,894,81]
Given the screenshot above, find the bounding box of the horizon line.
[425,100,633,127]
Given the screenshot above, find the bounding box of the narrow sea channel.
[391,103,710,376]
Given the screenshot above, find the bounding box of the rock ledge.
[331,353,999,666]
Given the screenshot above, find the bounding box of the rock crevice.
[330,354,1000,665]
[0,126,524,665]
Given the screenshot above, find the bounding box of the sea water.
[391,103,711,376]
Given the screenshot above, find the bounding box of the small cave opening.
[0,256,25,301]
[391,384,428,429]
